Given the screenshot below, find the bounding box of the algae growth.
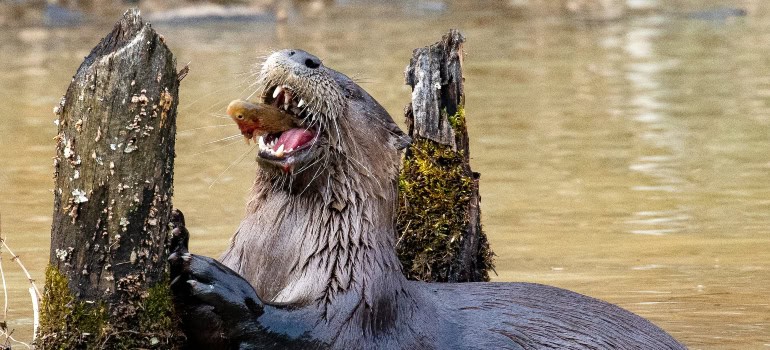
[37,266,182,349]
[396,106,494,282]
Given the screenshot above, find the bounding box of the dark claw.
[186,279,219,300]
[170,208,186,228]
[169,208,189,256]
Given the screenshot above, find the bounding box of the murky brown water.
[1,1,769,348]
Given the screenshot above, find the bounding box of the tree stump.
[39,9,184,349]
[397,30,495,282]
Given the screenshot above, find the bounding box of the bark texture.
[397,30,494,283]
[40,9,183,349]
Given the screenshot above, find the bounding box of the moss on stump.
[397,107,494,282]
[38,266,182,349]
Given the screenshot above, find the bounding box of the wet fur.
[176,50,686,349]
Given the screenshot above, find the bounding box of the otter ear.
[372,106,411,150]
[382,117,411,150]
[392,133,412,151]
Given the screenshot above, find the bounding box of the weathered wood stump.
[397,30,494,282]
[39,9,183,349]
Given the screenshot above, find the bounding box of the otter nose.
[288,50,322,69]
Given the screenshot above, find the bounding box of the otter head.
[253,49,410,195]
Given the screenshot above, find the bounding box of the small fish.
[226,100,296,143]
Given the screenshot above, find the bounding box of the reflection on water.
[623,21,694,237]
[1,0,770,347]
[626,208,692,235]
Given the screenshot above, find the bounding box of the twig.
[0,217,32,350]
[177,62,190,82]
[0,216,41,343]
[0,328,31,349]
[0,240,41,302]
[0,249,7,328]
[0,213,7,337]
[0,247,8,349]
[30,285,39,344]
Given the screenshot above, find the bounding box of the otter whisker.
[298,154,331,197]
[182,72,256,114]
[274,166,293,193]
[232,68,262,79]
[348,74,373,85]
[330,117,343,149]
[300,156,331,195]
[294,148,327,178]
[293,148,328,183]
[185,101,232,123]
[232,73,258,83]
[267,173,281,193]
[188,137,244,157]
[286,170,295,195]
[329,126,369,177]
[202,133,243,146]
[252,51,274,62]
[238,79,264,102]
[300,113,322,135]
[178,124,236,133]
[278,173,289,192]
[241,80,266,102]
[356,117,408,140]
[208,143,256,189]
[208,112,233,120]
[341,153,375,181]
[292,147,321,175]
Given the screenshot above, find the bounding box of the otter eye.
[342,83,357,98]
[237,115,244,120]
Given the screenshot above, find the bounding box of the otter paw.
[167,214,264,348]
[171,254,264,347]
[182,255,264,318]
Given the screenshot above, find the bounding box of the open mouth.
[258,85,319,166]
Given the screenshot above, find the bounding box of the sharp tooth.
[297,99,305,108]
[275,144,285,157]
[286,147,293,153]
[258,136,266,149]
[272,86,283,98]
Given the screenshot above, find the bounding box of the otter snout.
[287,50,322,69]
[266,49,323,73]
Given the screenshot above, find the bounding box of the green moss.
[139,280,176,335]
[397,101,494,282]
[37,266,183,349]
[396,133,493,282]
[38,265,108,349]
[446,105,466,131]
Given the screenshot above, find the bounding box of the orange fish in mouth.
[226,99,296,144]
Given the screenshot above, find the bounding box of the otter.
[169,49,686,349]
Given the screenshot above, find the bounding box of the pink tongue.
[274,128,314,151]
